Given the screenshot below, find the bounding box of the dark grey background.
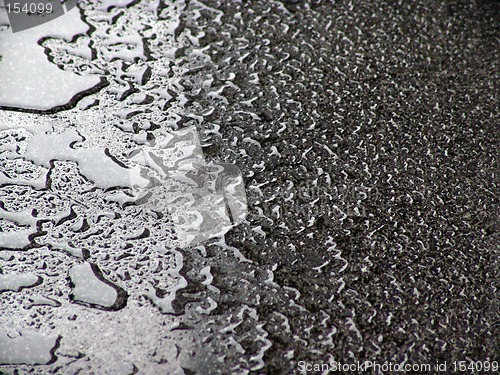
[0,0,498,373]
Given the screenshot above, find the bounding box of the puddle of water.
[69,262,128,310]
[0,112,145,189]
[0,331,60,365]
[0,272,41,292]
[0,6,102,111]
[0,113,247,247]
[27,295,61,308]
[0,207,37,250]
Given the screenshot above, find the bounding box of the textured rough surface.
[0,0,498,374]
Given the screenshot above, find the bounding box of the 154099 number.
[5,2,53,14]
[452,361,498,372]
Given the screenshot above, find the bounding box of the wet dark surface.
[0,0,498,373]
[177,0,498,372]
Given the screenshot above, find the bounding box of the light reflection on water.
[130,125,247,248]
[0,0,247,372]
[0,6,102,111]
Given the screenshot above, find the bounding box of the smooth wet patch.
[0,207,38,250]
[69,262,128,310]
[0,272,41,292]
[0,331,60,365]
[0,0,252,373]
[0,7,102,111]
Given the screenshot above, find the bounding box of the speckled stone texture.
[0,0,498,374]
[178,0,499,372]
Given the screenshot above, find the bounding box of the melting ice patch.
[0,6,102,111]
[130,126,248,248]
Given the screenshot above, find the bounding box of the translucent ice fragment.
[130,126,247,247]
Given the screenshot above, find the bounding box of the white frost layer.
[0,8,101,110]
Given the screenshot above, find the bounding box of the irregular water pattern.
[1,0,498,374]
[130,125,248,248]
[0,5,102,111]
